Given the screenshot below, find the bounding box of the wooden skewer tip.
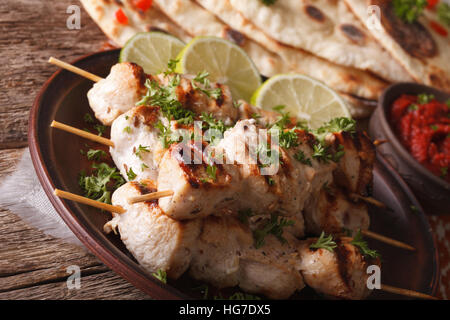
[362,229,416,252]
[127,190,174,205]
[48,57,103,83]
[54,189,125,214]
[50,120,114,148]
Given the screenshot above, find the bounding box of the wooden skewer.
[380,284,439,300]
[51,120,115,147]
[362,229,415,251]
[351,193,386,208]
[54,189,125,214]
[48,57,103,83]
[127,190,174,204]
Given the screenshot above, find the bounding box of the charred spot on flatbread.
[223,27,246,47]
[340,24,366,45]
[304,5,326,22]
[370,0,437,59]
[145,25,169,34]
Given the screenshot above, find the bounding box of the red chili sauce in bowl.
[390,93,450,183]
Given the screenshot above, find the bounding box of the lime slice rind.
[120,32,185,75]
[176,36,262,102]
[251,74,350,129]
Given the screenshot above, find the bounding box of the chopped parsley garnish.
[126,167,137,181]
[152,269,167,284]
[333,144,345,162]
[309,231,337,252]
[94,124,106,137]
[123,126,132,134]
[86,149,107,161]
[164,59,179,75]
[137,75,195,123]
[350,230,381,259]
[418,93,435,104]
[141,163,149,171]
[253,214,294,249]
[261,0,277,6]
[267,177,275,186]
[155,120,179,148]
[79,163,125,204]
[135,145,150,159]
[430,124,438,131]
[200,112,230,144]
[192,71,222,99]
[393,0,427,23]
[313,117,356,142]
[206,165,217,181]
[84,113,95,124]
[294,150,312,166]
[233,100,241,109]
[437,2,450,27]
[251,113,261,120]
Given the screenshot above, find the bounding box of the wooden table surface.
[1,0,449,300]
[0,0,149,299]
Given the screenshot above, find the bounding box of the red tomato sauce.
[390,94,450,182]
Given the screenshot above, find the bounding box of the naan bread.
[80,0,192,46]
[195,0,387,101]
[345,0,450,92]
[228,0,412,83]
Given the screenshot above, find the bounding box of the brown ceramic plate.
[29,49,439,299]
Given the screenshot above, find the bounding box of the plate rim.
[28,49,440,299]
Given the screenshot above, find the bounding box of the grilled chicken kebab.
[85,61,379,299]
[106,181,378,300]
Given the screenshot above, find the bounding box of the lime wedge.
[251,74,351,129]
[119,32,185,75]
[175,36,262,102]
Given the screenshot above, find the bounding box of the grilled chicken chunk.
[110,105,170,182]
[87,63,148,125]
[188,214,305,299]
[328,131,375,195]
[157,119,335,220]
[298,237,378,300]
[106,181,201,279]
[87,62,238,126]
[304,185,370,235]
[155,73,238,125]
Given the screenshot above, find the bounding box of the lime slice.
[251,74,351,129]
[119,32,185,75]
[175,36,262,102]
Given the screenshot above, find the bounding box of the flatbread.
[345,0,450,92]
[228,0,412,83]
[80,0,192,46]
[195,0,387,101]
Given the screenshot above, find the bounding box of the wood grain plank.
[0,0,106,148]
[0,271,150,300]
